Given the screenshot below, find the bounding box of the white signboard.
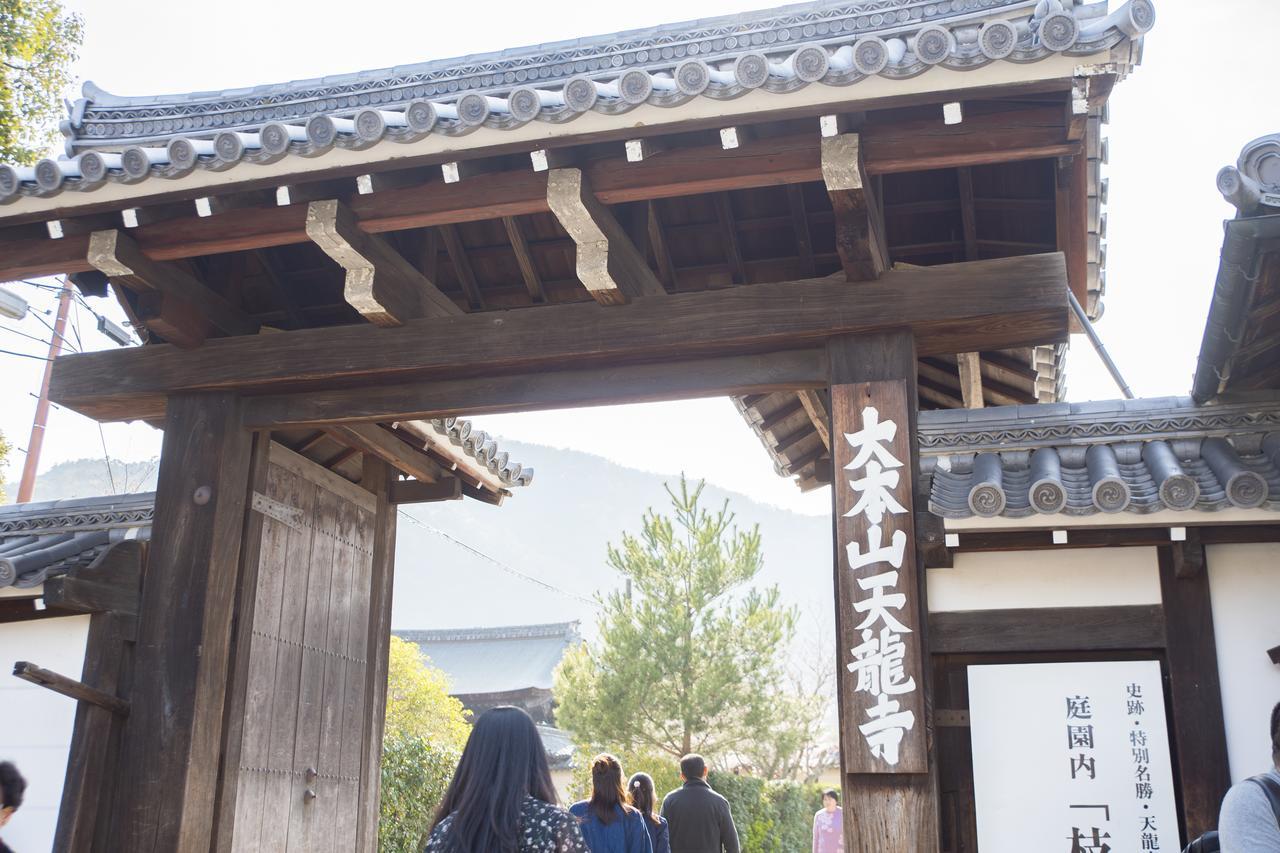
[969,661,1179,853]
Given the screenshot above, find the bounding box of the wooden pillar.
[828,331,940,852]
[355,455,398,852]
[1157,542,1231,843]
[114,392,255,853]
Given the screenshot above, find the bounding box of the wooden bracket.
[391,477,463,504]
[42,539,143,618]
[546,167,666,305]
[915,509,953,569]
[305,199,462,325]
[820,134,888,281]
[88,229,259,345]
[13,661,130,716]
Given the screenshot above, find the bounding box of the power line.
[0,348,52,362]
[0,324,61,350]
[396,509,598,607]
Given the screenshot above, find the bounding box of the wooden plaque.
[832,380,927,774]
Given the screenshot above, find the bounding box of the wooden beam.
[437,224,485,310]
[42,539,143,616]
[390,476,462,504]
[326,423,446,484]
[245,349,828,428]
[546,167,665,304]
[305,199,461,325]
[355,457,396,852]
[822,134,888,281]
[88,229,258,342]
[13,661,130,715]
[957,351,985,409]
[956,167,979,261]
[929,605,1166,654]
[502,216,546,303]
[1158,544,1231,841]
[52,253,1070,423]
[111,393,254,853]
[2,109,1074,282]
[53,610,133,852]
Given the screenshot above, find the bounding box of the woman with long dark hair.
[626,772,669,853]
[568,754,653,853]
[426,706,587,853]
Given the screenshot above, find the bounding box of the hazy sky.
[1,0,1277,515]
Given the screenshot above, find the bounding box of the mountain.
[10,444,835,650]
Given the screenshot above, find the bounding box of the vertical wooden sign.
[832,379,927,774]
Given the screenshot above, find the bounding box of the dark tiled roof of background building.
[393,622,580,696]
[919,396,1280,518]
[0,492,152,588]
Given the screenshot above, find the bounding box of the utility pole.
[17,278,74,503]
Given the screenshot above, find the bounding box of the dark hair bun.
[0,761,26,811]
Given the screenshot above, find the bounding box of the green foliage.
[0,0,83,164]
[555,477,799,764]
[378,637,470,852]
[383,635,470,748]
[378,734,460,853]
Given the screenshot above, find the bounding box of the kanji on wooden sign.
[832,380,927,774]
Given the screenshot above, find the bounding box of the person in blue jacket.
[570,754,654,853]
[627,772,670,853]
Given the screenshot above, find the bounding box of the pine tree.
[555,476,800,767]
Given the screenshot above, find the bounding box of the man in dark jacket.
[661,755,740,853]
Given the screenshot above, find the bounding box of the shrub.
[378,734,459,853]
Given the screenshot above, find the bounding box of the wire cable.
[0,324,60,349]
[0,348,52,362]
[396,509,598,607]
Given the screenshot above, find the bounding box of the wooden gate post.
[113,392,255,852]
[828,331,941,852]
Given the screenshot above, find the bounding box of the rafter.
[546,167,665,305]
[305,199,461,326]
[502,216,546,304]
[437,224,485,310]
[713,194,747,285]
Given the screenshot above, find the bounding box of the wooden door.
[218,442,381,853]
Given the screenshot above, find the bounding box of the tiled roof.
[0,493,152,588]
[1193,132,1280,403]
[394,621,580,696]
[919,396,1280,518]
[0,0,1153,204]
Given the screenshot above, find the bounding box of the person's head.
[679,754,708,781]
[1271,701,1280,768]
[588,754,634,824]
[822,789,839,812]
[628,772,659,825]
[0,762,25,830]
[431,706,558,851]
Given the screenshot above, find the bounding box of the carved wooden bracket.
[546,167,666,305]
[305,199,461,326]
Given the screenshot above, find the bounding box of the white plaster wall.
[927,547,1161,612]
[0,615,89,853]
[1206,544,1280,783]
